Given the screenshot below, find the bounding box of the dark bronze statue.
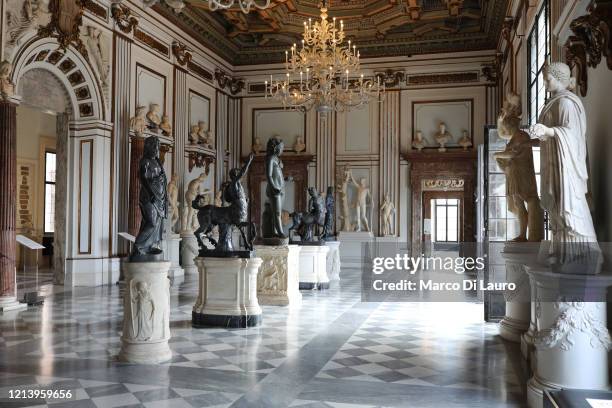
[130,136,168,261]
[289,187,325,243]
[320,186,335,241]
[264,137,290,244]
[192,154,256,256]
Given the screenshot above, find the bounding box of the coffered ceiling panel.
[156,0,507,65]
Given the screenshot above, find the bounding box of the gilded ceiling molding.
[172,41,193,66]
[38,0,90,58]
[215,69,245,95]
[374,70,405,88]
[563,1,612,97]
[111,2,139,34]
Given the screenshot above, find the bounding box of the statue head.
[326,186,334,195]
[194,194,208,208]
[415,130,423,141]
[149,103,159,113]
[198,120,207,130]
[498,92,522,140]
[308,187,317,197]
[543,62,575,93]
[267,137,284,156]
[360,177,367,187]
[191,124,199,134]
[439,122,447,133]
[135,105,147,117]
[384,194,390,203]
[198,172,207,181]
[143,136,160,159]
[0,60,13,79]
[161,115,170,124]
[229,167,240,181]
[170,173,177,183]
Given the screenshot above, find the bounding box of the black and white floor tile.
[0,268,527,408]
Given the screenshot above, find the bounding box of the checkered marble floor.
[0,267,527,408]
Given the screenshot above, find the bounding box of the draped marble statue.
[529,62,599,267]
[130,136,168,260]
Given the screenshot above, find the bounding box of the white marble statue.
[160,115,172,137]
[380,194,395,237]
[147,103,161,129]
[529,62,599,263]
[130,106,147,137]
[83,26,109,88]
[183,172,208,232]
[130,281,155,341]
[458,130,472,150]
[167,174,179,233]
[337,169,353,232]
[412,130,425,151]
[293,136,305,153]
[189,125,199,145]
[351,175,372,233]
[495,93,543,242]
[435,122,452,152]
[197,121,210,147]
[0,61,15,101]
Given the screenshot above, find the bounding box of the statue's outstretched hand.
[529,123,554,140]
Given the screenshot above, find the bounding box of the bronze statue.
[320,186,335,241]
[130,136,168,261]
[289,187,325,243]
[264,137,290,243]
[192,154,256,255]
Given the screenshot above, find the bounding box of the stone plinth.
[525,266,612,408]
[193,257,263,328]
[164,234,184,278]
[255,245,302,306]
[499,242,539,343]
[325,241,341,281]
[180,231,198,275]
[299,245,330,290]
[338,231,374,269]
[119,261,172,364]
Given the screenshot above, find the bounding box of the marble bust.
[458,130,472,150]
[189,125,199,145]
[130,106,147,137]
[435,122,452,152]
[293,136,305,153]
[412,130,425,151]
[160,115,172,137]
[252,137,263,154]
[146,103,161,129]
[197,121,210,147]
[495,92,543,242]
[529,62,599,265]
[0,60,15,100]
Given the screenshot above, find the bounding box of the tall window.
[432,199,459,243]
[44,151,56,234]
[528,0,550,125]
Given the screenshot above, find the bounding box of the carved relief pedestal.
[325,241,341,281]
[119,261,172,364]
[164,234,183,279]
[192,257,263,328]
[498,243,538,343]
[180,231,198,275]
[525,266,612,408]
[255,245,302,306]
[338,231,375,269]
[299,245,330,290]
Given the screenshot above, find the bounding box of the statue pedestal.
[118,261,172,364]
[338,231,374,268]
[164,234,184,279]
[254,245,302,306]
[192,257,263,328]
[299,245,330,290]
[180,231,198,275]
[499,242,538,343]
[325,241,341,281]
[525,266,612,408]
[0,296,27,312]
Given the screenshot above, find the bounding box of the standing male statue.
[529,62,599,265]
[264,137,290,243]
[131,136,168,260]
[351,175,372,232]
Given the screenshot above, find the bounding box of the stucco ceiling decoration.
[156,0,507,65]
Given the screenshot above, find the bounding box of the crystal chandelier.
[265,2,384,113]
[144,0,271,14]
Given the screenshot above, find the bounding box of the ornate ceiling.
[156,0,507,65]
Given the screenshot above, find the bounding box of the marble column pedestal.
[119,261,172,364]
[525,266,612,408]
[325,241,341,281]
[255,245,302,306]
[499,242,539,343]
[299,245,330,290]
[164,234,184,279]
[0,296,27,312]
[338,231,374,268]
[180,231,198,275]
[192,257,263,328]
